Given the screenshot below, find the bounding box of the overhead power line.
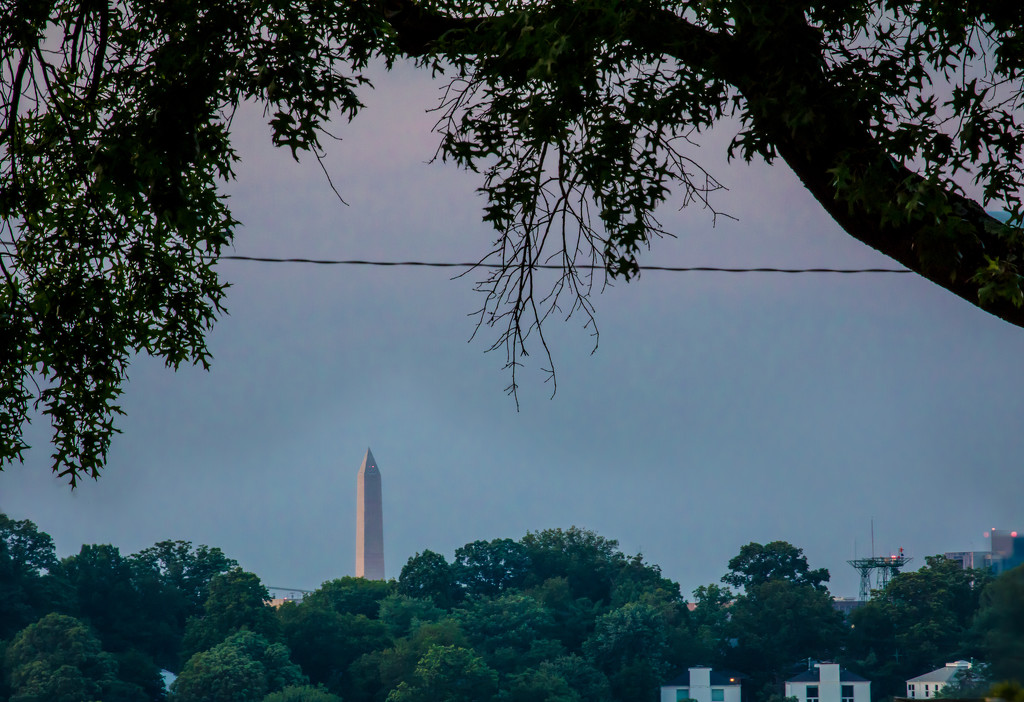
[213,254,912,274]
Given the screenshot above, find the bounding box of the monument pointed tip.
[359,447,379,475]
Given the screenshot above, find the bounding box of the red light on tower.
[1013,531,1019,538]
[984,531,991,538]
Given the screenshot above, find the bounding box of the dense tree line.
[2,513,1022,702]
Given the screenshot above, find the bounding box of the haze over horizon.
[2,62,1021,602]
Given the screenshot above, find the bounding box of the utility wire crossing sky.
[213,254,913,273]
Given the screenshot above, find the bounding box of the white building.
[661,666,745,702]
[785,663,870,702]
[906,661,973,699]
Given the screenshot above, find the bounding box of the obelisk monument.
[355,448,385,580]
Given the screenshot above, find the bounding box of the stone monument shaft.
[356,447,385,580]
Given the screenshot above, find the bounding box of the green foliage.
[713,542,843,693]
[456,592,563,673]
[111,648,167,702]
[843,555,993,698]
[262,683,343,702]
[1,612,144,702]
[58,543,147,653]
[526,576,600,652]
[726,578,845,689]
[688,583,734,663]
[972,564,1024,682]
[520,527,626,603]
[129,540,238,670]
[506,665,581,702]
[384,644,499,702]
[130,540,238,619]
[376,617,470,694]
[542,654,613,702]
[171,630,305,702]
[453,538,532,597]
[722,541,830,592]
[584,602,669,669]
[279,600,391,692]
[377,593,444,637]
[0,514,68,640]
[4,522,1007,702]
[181,568,280,660]
[397,550,460,609]
[0,518,241,683]
[303,576,395,618]
[380,527,688,701]
[885,556,991,667]
[612,554,684,610]
[0,0,387,483]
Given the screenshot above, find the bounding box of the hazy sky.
[1,62,1021,601]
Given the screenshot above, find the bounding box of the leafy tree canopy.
[302,576,395,618]
[375,617,470,696]
[583,601,671,675]
[520,527,626,603]
[2,612,146,702]
[279,600,391,693]
[506,664,581,702]
[0,515,57,575]
[130,540,238,619]
[456,592,563,673]
[397,550,460,609]
[377,593,445,638]
[0,514,68,640]
[711,541,843,695]
[181,567,280,661]
[725,578,845,691]
[722,541,830,592]
[263,684,343,702]
[541,654,613,702]
[453,538,532,597]
[57,543,156,655]
[843,555,993,698]
[6,0,1024,483]
[384,644,499,702]
[171,630,305,702]
[970,563,1024,683]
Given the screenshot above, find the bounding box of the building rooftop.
[662,669,748,687]
[907,662,972,684]
[788,668,869,683]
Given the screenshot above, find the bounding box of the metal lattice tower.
[848,549,911,600]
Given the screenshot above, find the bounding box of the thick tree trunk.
[720,9,1024,328]
[769,130,1024,327]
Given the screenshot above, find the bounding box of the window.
[909,685,917,699]
[807,685,819,702]
[713,689,725,701]
[677,690,690,702]
[842,684,855,702]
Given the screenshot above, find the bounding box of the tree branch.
[383,1,1024,328]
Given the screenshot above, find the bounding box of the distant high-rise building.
[944,528,1022,575]
[356,448,385,580]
